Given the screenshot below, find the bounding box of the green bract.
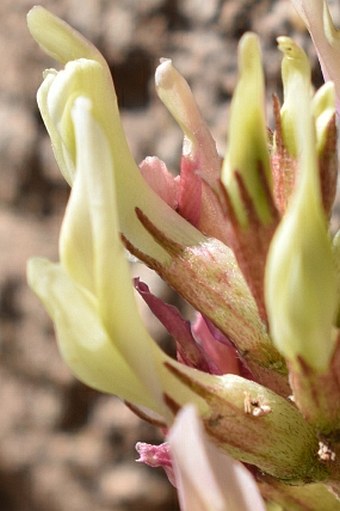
[265,37,338,372]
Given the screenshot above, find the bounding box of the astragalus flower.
[27,4,340,510]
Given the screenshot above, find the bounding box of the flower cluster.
[27,2,340,509]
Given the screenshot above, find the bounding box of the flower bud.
[265,43,338,372]
[277,36,312,157]
[27,96,210,423]
[155,58,221,186]
[312,81,336,151]
[312,81,337,216]
[221,32,273,227]
[27,5,205,265]
[272,39,337,216]
[155,58,228,244]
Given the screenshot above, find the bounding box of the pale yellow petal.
[27,257,158,410]
[27,5,106,67]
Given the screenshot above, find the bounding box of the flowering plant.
[27,2,340,509]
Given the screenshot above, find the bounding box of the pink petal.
[136,441,176,486]
[192,313,240,375]
[177,155,202,227]
[139,156,179,209]
[134,278,210,372]
[198,181,231,244]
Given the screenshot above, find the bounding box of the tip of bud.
[27,4,106,67]
[277,36,305,60]
[155,58,174,89]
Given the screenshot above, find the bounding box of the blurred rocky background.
[0,1,329,510]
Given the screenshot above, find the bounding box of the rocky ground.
[0,1,331,510]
